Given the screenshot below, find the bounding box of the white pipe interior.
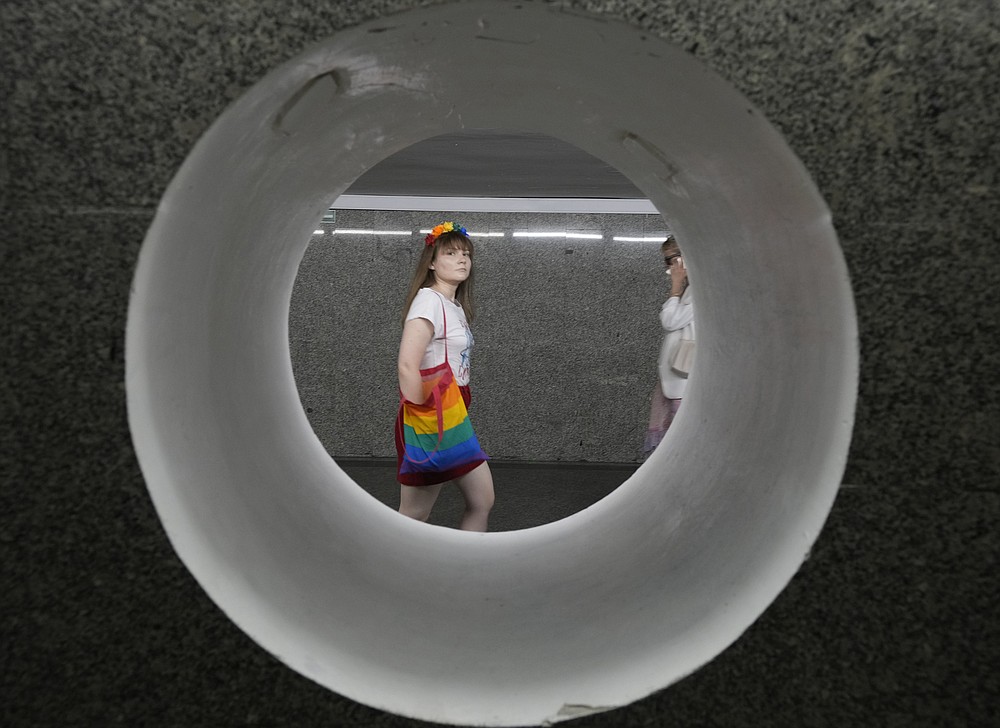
[125,2,858,725]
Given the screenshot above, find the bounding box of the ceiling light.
[333,229,413,235]
[613,235,670,242]
[512,231,603,239]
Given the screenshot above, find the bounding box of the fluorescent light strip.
[333,229,412,235]
[613,235,671,242]
[512,232,604,239]
[331,194,659,214]
[313,229,324,235]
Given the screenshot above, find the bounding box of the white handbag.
[670,308,696,377]
[670,338,696,378]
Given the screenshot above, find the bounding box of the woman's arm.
[659,295,694,331]
[398,317,435,403]
[660,256,693,331]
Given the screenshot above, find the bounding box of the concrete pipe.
[126,2,857,725]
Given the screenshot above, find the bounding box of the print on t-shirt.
[457,320,473,382]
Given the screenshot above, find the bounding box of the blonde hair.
[661,235,679,255]
[401,231,476,325]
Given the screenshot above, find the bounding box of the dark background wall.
[3,1,997,726]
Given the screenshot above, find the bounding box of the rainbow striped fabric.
[398,361,487,482]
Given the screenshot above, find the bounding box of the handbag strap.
[430,290,450,367]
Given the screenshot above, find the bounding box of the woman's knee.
[470,487,495,514]
[399,502,433,521]
[461,466,495,512]
[399,484,440,521]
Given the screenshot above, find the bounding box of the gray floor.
[339,458,635,531]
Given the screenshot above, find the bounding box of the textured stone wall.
[3,1,996,726]
[290,209,671,462]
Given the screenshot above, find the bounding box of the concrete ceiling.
[344,129,646,199]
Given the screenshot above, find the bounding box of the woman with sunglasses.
[642,235,695,459]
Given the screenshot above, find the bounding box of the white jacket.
[656,287,695,399]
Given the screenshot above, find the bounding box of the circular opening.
[126,2,857,725]
[289,129,677,530]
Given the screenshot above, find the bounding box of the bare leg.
[398,483,442,522]
[453,462,495,532]
[642,382,682,460]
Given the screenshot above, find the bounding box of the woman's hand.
[668,256,688,297]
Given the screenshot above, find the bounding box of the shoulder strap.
[431,291,449,363]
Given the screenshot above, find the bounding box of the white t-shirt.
[405,288,474,385]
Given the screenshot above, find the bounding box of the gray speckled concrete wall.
[290,209,670,462]
[3,1,997,726]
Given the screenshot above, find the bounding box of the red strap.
[431,290,449,366]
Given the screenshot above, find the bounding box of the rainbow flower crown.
[425,221,467,246]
